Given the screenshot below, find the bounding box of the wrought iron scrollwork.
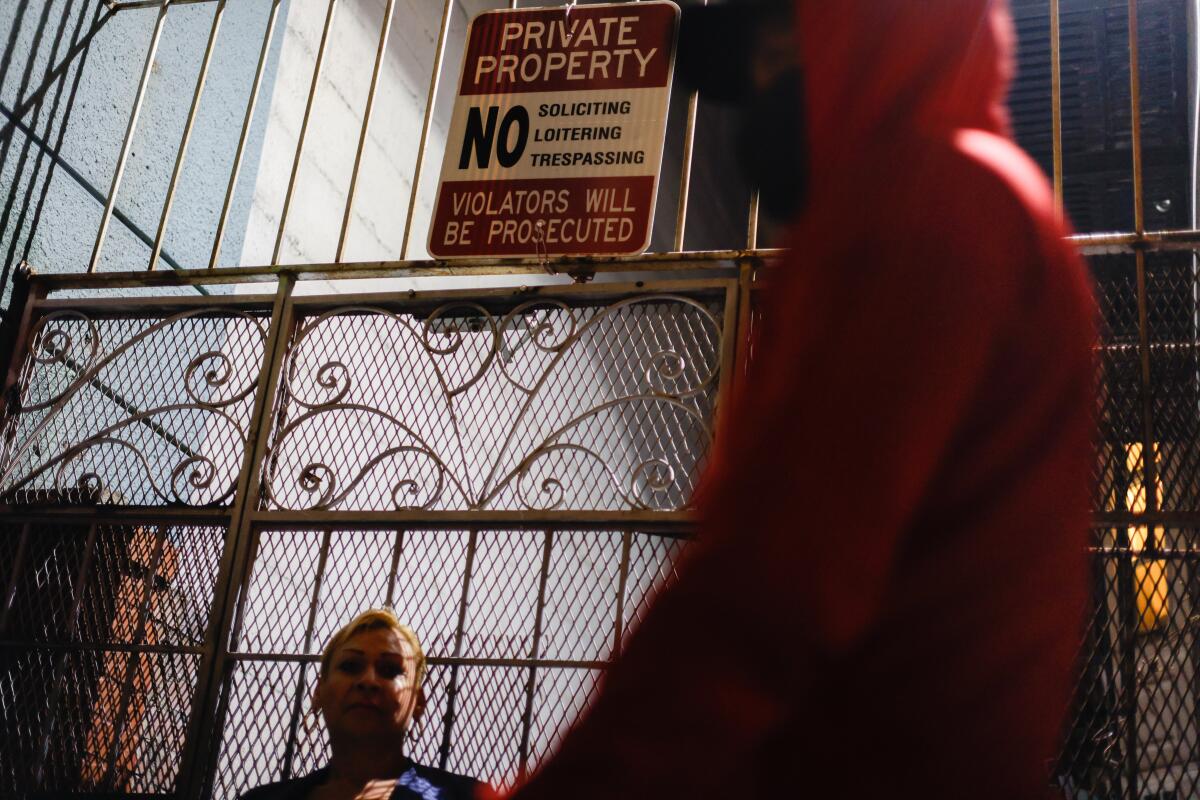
[0,309,267,506]
[264,294,722,511]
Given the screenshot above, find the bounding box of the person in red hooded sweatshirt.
[499,0,1096,798]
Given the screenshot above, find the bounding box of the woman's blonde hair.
[318,608,427,688]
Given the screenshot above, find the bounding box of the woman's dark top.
[237,761,482,800]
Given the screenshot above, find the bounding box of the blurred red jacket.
[505,0,1095,797]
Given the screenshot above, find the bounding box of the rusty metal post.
[176,275,296,799]
[1050,0,1064,221]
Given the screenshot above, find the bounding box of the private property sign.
[428,1,679,259]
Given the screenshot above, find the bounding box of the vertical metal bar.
[272,0,340,265]
[746,191,759,250]
[1127,0,1159,556]
[385,528,404,608]
[209,0,282,269]
[673,89,700,252]
[1128,0,1146,238]
[64,523,100,642]
[88,0,172,273]
[0,522,31,635]
[149,0,227,271]
[0,273,44,481]
[611,530,632,658]
[281,528,333,780]
[1050,0,1064,220]
[438,527,478,770]
[401,0,455,259]
[102,525,169,790]
[1115,525,1139,800]
[335,0,398,263]
[715,279,742,421]
[0,264,37,400]
[176,275,296,800]
[518,529,554,777]
[733,260,755,379]
[32,522,99,789]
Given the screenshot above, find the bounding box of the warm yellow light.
[1124,443,1168,632]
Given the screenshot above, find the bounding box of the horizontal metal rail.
[247,509,694,532]
[28,251,780,291]
[0,507,231,525]
[226,652,611,670]
[1094,511,1200,527]
[108,0,216,9]
[0,640,206,655]
[1069,228,1200,254]
[1088,546,1200,560]
[32,224,1200,294]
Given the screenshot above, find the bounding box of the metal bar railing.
[272,0,340,266]
[32,251,781,291]
[150,0,226,272]
[335,0,399,264]
[0,5,115,147]
[400,0,455,260]
[0,102,205,287]
[88,0,171,274]
[209,0,283,270]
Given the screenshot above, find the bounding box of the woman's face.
[313,627,423,745]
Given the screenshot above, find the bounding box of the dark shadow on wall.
[0,0,250,314]
[0,0,108,312]
[0,0,110,318]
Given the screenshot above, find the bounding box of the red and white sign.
[428,1,678,259]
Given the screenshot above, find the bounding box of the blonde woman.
[239,608,484,800]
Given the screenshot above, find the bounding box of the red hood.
[797,0,1015,176]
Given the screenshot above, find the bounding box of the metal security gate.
[0,264,753,798]
[7,0,1200,797]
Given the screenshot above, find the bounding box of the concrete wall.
[0,0,287,296]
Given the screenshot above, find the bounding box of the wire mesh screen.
[1144,254,1200,513]
[0,309,268,507]
[1061,528,1200,799]
[0,521,226,796]
[264,294,722,512]
[1059,252,1200,797]
[210,526,686,799]
[0,280,717,797]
